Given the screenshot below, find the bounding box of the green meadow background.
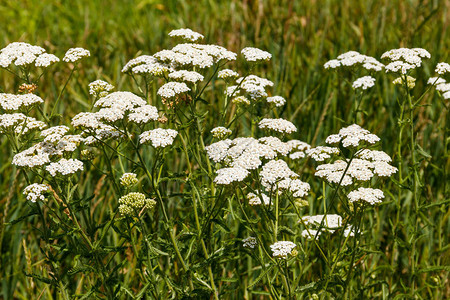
[0,0,448,298]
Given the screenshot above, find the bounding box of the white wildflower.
[242,237,257,248]
[352,76,375,90]
[169,70,204,83]
[211,127,232,139]
[270,241,296,259]
[232,96,250,105]
[325,124,380,148]
[302,214,342,229]
[348,187,384,205]
[157,82,190,99]
[247,192,271,206]
[266,96,286,107]
[218,69,239,79]
[23,184,49,202]
[89,80,114,98]
[213,167,249,185]
[63,47,90,62]
[94,91,146,111]
[435,62,450,75]
[128,105,159,124]
[427,77,446,85]
[46,158,84,177]
[241,47,272,62]
[258,118,297,134]
[120,173,138,188]
[168,28,204,42]
[35,53,59,67]
[139,128,178,147]
[306,146,339,161]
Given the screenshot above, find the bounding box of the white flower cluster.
[0,93,44,111]
[0,42,59,68]
[63,47,90,62]
[315,158,397,186]
[89,80,114,98]
[120,173,138,188]
[242,236,257,248]
[23,183,49,202]
[157,82,191,99]
[122,55,170,76]
[168,28,204,42]
[428,75,450,99]
[206,136,310,195]
[0,113,47,135]
[270,241,296,259]
[325,124,380,148]
[241,47,272,62]
[302,214,342,228]
[168,70,204,83]
[232,75,274,100]
[347,187,384,205]
[324,51,384,71]
[153,43,236,70]
[381,48,430,74]
[13,125,83,168]
[45,158,84,177]
[232,96,250,105]
[73,91,158,128]
[306,146,339,161]
[211,126,232,139]
[218,69,239,80]
[301,214,354,239]
[118,192,156,217]
[435,62,450,75]
[258,118,297,134]
[352,76,376,90]
[247,192,271,205]
[139,128,178,148]
[287,139,311,160]
[266,96,286,107]
[214,167,249,185]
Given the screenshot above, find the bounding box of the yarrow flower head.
[242,237,257,249]
[218,69,239,80]
[120,173,138,188]
[0,93,44,111]
[434,62,450,75]
[139,128,178,148]
[325,124,380,148]
[89,80,114,98]
[213,167,249,185]
[23,183,49,202]
[211,127,232,139]
[348,187,384,205]
[247,192,271,206]
[157,82,190,99]
[266,96,286,107]
[63,47,90,62]
[352,76,376,90]
[34,53,60,67]
[46,158,84,177]
[306,146,339,162]
[168,28,204,42]
[241,47,272,62]
[258,118,297,134]
[382,48,430,74]
[324,51,384,71]
[118,192,156,217]
[0,42,59,68]
[169,70,204,83]
[270,241,296,259]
